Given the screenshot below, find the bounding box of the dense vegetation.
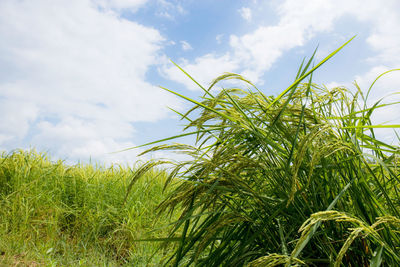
[0,150,177,266]
[134,38,400,266]
[1,38,399,266]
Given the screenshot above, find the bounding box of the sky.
[0,0,399,165]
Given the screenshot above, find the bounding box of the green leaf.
[370,245,384,267]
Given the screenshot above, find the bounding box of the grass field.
[1,38,399,266]
[0,150,178,266]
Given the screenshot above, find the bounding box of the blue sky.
[0,0,399,165]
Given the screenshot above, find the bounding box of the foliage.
[135,38,400,266]
[0,150,176,266]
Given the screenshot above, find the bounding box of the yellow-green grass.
[133,38,400,266]
[2,37,399,266]
[0,150,178,266]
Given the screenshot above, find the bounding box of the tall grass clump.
[0,150,177,266]
[134,38,400,266]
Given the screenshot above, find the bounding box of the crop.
[0,150,176,266]
[133,37,400,266]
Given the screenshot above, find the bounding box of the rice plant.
[132,37,400,266]
[0,150,177,266]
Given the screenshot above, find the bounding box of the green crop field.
[0,150,179,266]
[1,38,399,266]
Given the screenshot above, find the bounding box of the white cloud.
[227,0,354,82]
[363,9,400,65]
[95,0,149,11]
[155,0,186,20]
[238,7,252,21]
[229,23,305,76]
[0,0,181,164]
[2,0,400,164]
[32,116,144,164]
[0,98,39,142]
[164,0,400,91]
[216,34,223,44]
[163,0,347,88]
[163,0,342,88]
[161,54,239,91]
[180,41,192,51]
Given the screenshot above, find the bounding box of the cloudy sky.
[1,0,399,165]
